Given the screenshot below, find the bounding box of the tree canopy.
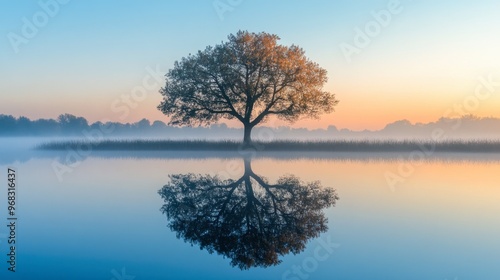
[158,30,339,144]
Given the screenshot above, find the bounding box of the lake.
[0,138,499,279]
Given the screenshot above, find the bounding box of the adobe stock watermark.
[282,235,340,280]
[213,0,244,21]
[51,65,165,182]
[7,0,71,54]
[110,267,135,280]
[385,72,500,191]
[110,65,165,119]
[339,0,408,63]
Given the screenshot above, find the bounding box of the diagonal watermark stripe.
[110,267,135,280]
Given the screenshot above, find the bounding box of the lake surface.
[0,139,499,279]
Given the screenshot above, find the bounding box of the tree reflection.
[158,157,339,269]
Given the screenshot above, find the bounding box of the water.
[0,139,499,279]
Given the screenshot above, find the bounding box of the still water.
[0,140,499,279]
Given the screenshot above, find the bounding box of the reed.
[36,139,500,153]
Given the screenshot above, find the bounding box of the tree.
[158,31,339,146]
[0,115,17,135]
[134,118,151,130]
[16,116,32,134]
[57,114,89,134]
[158,157,338,269]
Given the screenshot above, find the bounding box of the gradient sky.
[1,0,500,130]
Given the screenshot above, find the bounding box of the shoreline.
[36,139,500,153]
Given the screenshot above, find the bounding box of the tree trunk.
[243,124,252,147]
[243,156,253,175]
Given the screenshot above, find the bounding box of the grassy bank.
[36,139,500,153]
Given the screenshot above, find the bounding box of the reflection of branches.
[158,158,339,270]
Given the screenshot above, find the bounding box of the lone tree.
[158,31,339,146]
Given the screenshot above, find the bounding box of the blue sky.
[1,0,500,130]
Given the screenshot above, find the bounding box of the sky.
[1,0,500,130]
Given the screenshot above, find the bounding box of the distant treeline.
[1,114,89,136]
[0,114,236,138]
[1,113,500,140]
[0,114,153,136]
